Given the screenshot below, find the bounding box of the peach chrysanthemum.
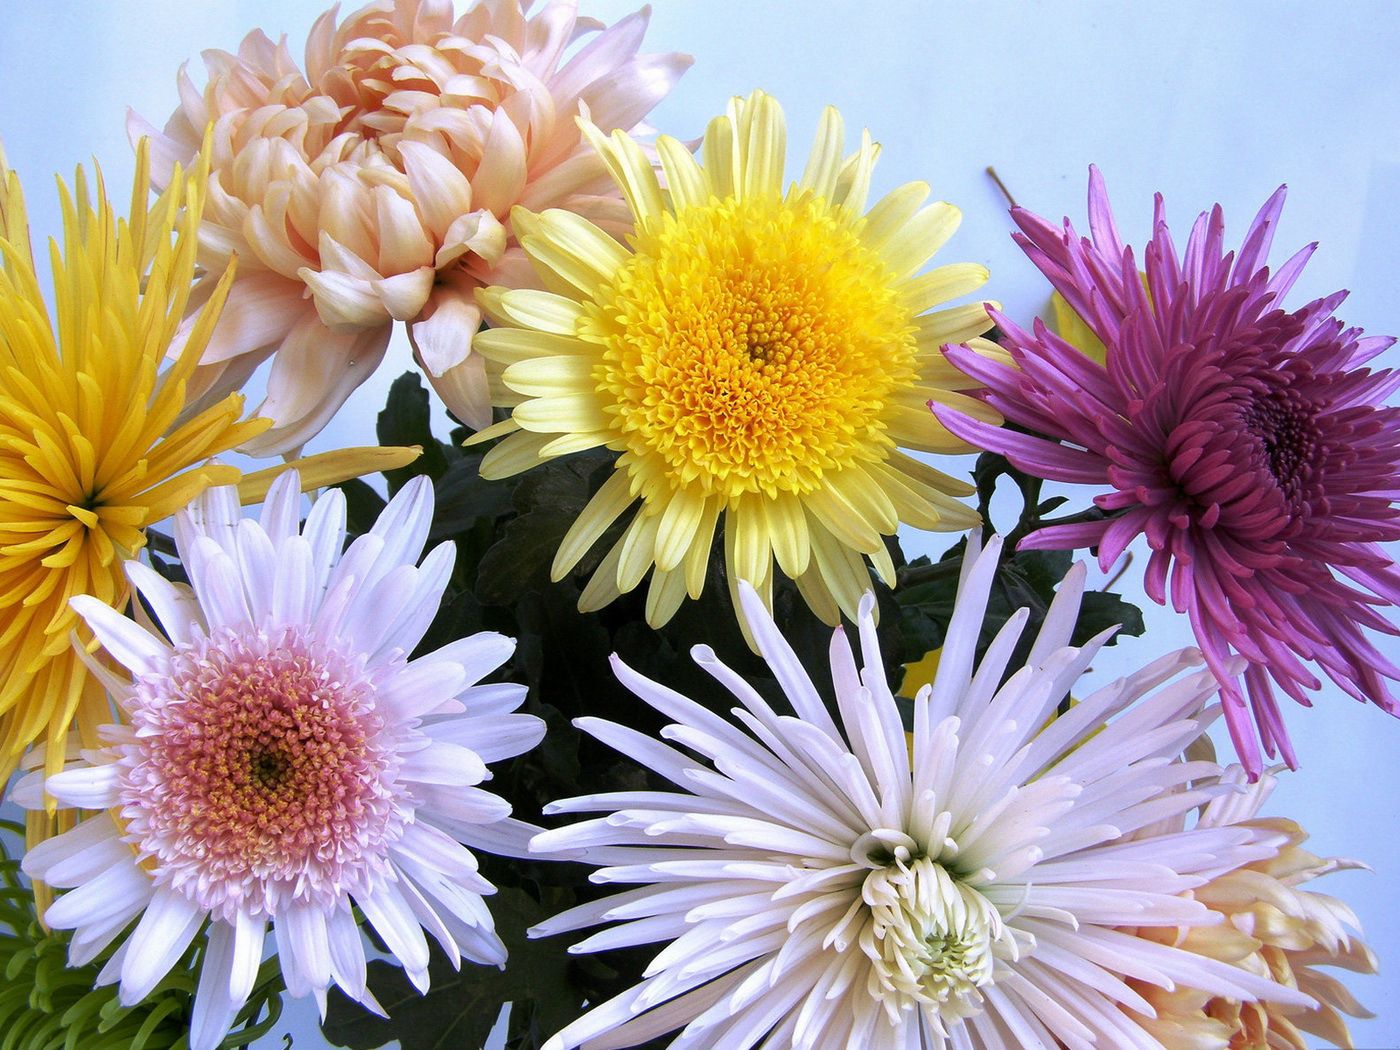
[1125,767,1377,1050]
[472,91,999,628]
[130,0,691,454]
[0,141,269,787]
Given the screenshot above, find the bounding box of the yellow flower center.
[587,193,919,501]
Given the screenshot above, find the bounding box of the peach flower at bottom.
[1124,767,1376,1050]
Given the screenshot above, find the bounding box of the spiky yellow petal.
[0,140,269,788]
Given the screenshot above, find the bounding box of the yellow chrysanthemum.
[473,91,1003,626]
[0,141,266,786]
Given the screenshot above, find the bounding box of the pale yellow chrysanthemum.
[1126,768,1377,1050]
[473,91,1003,626]
[0,141,266,787]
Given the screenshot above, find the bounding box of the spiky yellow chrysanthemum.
[473,91,1002,626]
[0,141,268,785]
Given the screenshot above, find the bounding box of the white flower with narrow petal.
[528,533,1314,1050]
[18,471,545,1050]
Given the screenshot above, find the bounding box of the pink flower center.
[1243,386,1321,504]
[120,627,404,917]
[1157,307,1332,543]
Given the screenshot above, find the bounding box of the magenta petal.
[963,169,1400,770]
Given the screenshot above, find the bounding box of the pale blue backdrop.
[1,1,1397,1047]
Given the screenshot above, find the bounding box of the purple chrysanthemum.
[935,167,1400,774]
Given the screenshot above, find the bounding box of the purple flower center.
[1244,385,1320,505]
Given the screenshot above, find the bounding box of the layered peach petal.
[1125,771,1377,1049]
[133,0,690,452]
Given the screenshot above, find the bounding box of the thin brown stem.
[1103,549,1135,592]
[985,166,1019,210]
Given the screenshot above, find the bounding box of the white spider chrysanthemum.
[529,533,1312,1049]
[17,472,544,1050]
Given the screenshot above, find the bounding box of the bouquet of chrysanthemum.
[0,1,1393,1048]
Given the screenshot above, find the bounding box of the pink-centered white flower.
[17,472,544,1050]
[130,0,691,453]
[528,534,1310,1049]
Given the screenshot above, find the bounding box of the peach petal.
[398,140,473,240]
[411,285,482,377]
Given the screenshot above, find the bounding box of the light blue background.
[1,2,1397,1047]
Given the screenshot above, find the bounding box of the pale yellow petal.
[863,459,944,532]
[517,207,629,297]
[503,354,598,397]
[760,492,810,578]
[885,403,980,454]
[616,508,661,592]
[701,114,737,200]
[806,516,869,623]
[461,416,522,447]
[474,327,595,366]
[887,450,976,499]
[511,393,610,434]
[645,567,688,628]
[657,135,709,212]
[802,483,885,554]
[740,92,785,200]
[879,202,962,277]
[797,106,844,201]
[236,445,421,503]
[827,465,899,534]
[479,430,554,479]
[540,432,609,457]
[861,182,930,251]
[580,119,665,226]
[728,501,771,586]
[915,301,999,347]
[683,496,721,598]
[793,560,841,627]
[833,129,880,218]
[552,470,637,579]
[654,489,708,572]
[900,263,991,314]
[484,288,587,336]
[579,533,626,613]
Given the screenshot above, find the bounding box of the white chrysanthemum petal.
[190,921,243,1050]
[359,880,432,992]
[428,713,546,764]
[43,762,123,809]
[21,811,126,886]
[269,535,317,628]
[187,538,252,630]
[40,856,151,930]
[401,741,489,787]
[228,910,266,1003]
[326,904,369,1003]
[380,661,469,721]
[126,561,204,645]
[530,534,1314,1049]
[421,631,518,688]
[231,519,278,623]
[119,888,206,1004]
[301,485,348,596]
[69,596,168,675]
[373,541,457,659]
[26,479,540,1045]
[258,469,304,544]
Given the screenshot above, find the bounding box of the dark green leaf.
[377,373,452,490]
[321,888,577,1050]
